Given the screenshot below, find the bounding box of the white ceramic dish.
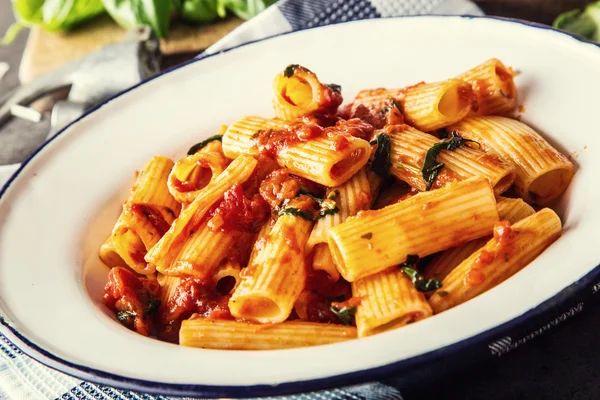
[1,15,599,397]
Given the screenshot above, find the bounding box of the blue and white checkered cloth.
[0,0,481,398]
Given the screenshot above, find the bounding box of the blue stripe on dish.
[278,0,381,30]
[0,15,599,398]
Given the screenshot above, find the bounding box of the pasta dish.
[99,59,574,349]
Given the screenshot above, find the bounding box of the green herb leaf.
[398,254,442,292]
[174,0,219,22]
[278,207,314,221]
[283,64,299,78]
[422,132,479,190]
[326,83,342,93]
[217,0,277,20]
[400,267,442,292]
[146,299,161,316]
[187,134,223,155]
[102,0,171,39]
[330,305,356,325]
[6,0,105,39]
[553,3,600,42]
[319,206,339,218]
[369,133,391,178]
[116,310,136,328]
[327,190,340,200]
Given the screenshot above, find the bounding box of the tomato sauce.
[127,204,171,236]
[158,277,232,343]
[254,123,324,159]
[103,267,160,336]
[172,177,197,193]
[210,184,269,233]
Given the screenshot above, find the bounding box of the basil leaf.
[330,305,356,325]
[217,0,276,20]
[175,0,219,22]
[5,0,105,40]
[278,207,314,220]
[146,298,161,316]
[553,3,600,42]
[283,64,299,78]
[422,131,478,190]
[116,310,136,328]
[369,133,391,178]
[326,83,342,93]
[319,206,339,218]
[102,0,171,38]
[187,134,223,155]
[399,254,442,292]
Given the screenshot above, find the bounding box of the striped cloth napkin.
[0,0,482,399]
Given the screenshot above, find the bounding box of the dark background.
[1,1,599,399]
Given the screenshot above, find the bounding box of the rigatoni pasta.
[455,58,518,116]
[448,116,575,205]
[328,178,499,282]
[424,197,535,283]
[429,208,562,313]
[99,60,572,350]
[222,116,372,187]
[387,124,515,194]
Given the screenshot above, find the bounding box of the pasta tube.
[449,116,574,205]
[106,156,179,274]
[307,168,372,281]
[429,208,562,313]
[272,64,342,120]
[328,178,499,282]
[456,58,517,116]
[180,319,356,350]
[229,201,313,323]
[400,79,475,131]
[157,215,240,278]
[222,116,371,187]
[351,79,474,131]
[145,155,257,271]
[387,124,515,194]
[213,259,242,294]
[168,150,229,205]
[425,197,535,282]
[99,238,125,268]
[353,267,433,337]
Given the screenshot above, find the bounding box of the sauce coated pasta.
[100,59,573,349]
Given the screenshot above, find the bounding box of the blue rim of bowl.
[1,14,599,398]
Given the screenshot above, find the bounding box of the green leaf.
[42,0,106,31]
[278,207,314,220]
[369,133,391,178]
[399,255,442,292]
[553,2,600,42]
[187,134,223,155]
[217,0,276,20]
[116,310,136,328]
[330,305,356,325]
[7,0,105,35]
[175,0,219,22]
[422,131,479,190]
[146,298,161,316]
[283,64,299,78]
[1,22,25,44]
[102,0,171,38]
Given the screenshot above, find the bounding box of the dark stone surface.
[2,2,600,400]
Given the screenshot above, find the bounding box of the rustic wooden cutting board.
[19,14,243,84]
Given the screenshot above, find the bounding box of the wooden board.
[19,15,243,84]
